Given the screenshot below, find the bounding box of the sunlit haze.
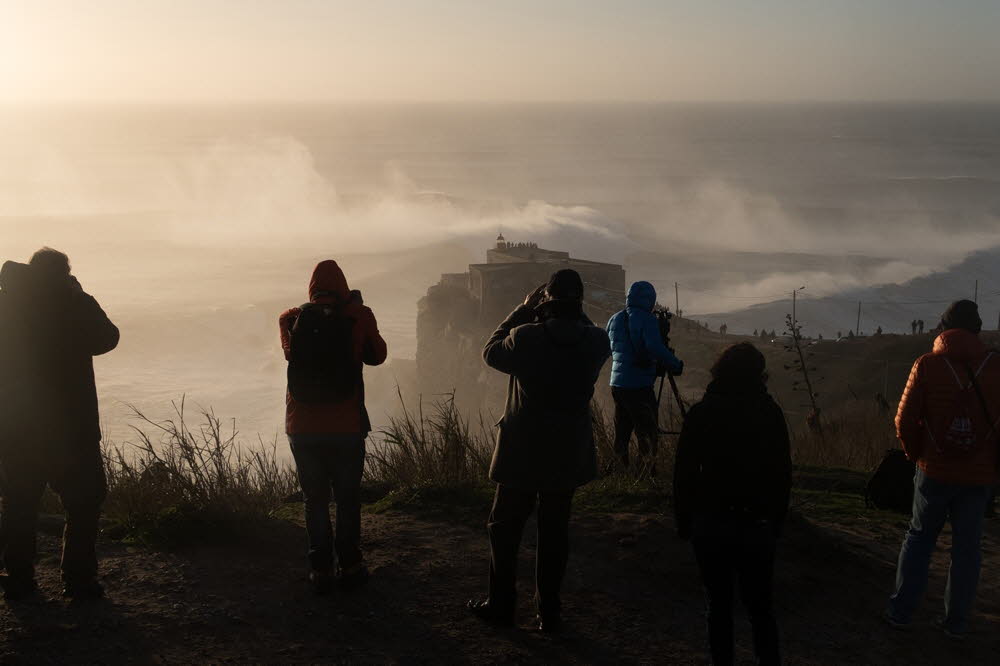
[3,0,1000,103]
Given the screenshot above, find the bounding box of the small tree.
[784,313,823,433]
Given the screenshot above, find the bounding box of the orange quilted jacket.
[895,329,1000,486]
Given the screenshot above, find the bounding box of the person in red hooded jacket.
[886,300,1000,638]
[279,260,386,594]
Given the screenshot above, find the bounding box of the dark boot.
[536,613,563,634]
[62,578,104,600]
[1,575,39,602]
[467,599,514,627]
[309,570,335,596]
[339,563,369,591]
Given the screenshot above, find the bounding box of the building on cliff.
[416,235,626,401]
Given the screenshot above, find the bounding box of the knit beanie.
[940,299,982,334]
[545,269,584,302]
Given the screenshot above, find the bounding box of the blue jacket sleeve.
[639,314,682,373]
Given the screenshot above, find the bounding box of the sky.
[2,0,999,103]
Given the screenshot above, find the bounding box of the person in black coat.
[0,249,119,600]
[468,269,610,632]
[673,342,791,666]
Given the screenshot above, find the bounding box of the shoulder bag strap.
[965,353,997,436]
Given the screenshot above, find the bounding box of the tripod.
[656,371,686,435]
[652,308,686,435]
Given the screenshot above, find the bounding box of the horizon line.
[3,98,1000,108]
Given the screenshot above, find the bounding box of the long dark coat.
[0,261,120,450]
[673,380,792,538]
[483,304,611,492]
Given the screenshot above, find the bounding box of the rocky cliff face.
[416,281,504,412]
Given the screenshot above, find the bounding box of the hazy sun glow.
[3,0,999,104]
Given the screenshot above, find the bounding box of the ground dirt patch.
[1,507,998,664]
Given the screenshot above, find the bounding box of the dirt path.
[1,509,998,664]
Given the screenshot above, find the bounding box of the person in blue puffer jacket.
[606,281,683,472]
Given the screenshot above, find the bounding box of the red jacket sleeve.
[279,307,301,361]
[895,357,926,460]
[360,307,387,366]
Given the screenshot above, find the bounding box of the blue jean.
[887,468,991,633]
[288,433,366,572]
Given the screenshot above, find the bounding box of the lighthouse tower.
[495,232,506,249]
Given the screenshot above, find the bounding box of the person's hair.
[711,342,768,385]
[29,247,71,277]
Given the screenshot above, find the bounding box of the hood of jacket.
[308,260,349,304]
[0,261,32,294]
[541,316,590,347]
[625,281,656,313]
[0,261,75,300]
[932,328,986,363]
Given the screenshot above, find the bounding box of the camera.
[653,308,675,377]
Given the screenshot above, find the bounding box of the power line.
[585,278,996,311]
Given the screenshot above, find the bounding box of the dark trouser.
[693,517,780,666]
[288,433,365,572]
[0,442,107,585]
[487,484,574,619]
[612,386,658,468]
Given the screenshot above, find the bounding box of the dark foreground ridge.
[2,503,997,664]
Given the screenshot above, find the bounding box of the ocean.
[2,102,999,444]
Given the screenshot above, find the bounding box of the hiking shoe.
[308,570,335,596]
[882,610,910,631]
[339,564,369,591]
[933,617,966,641]
[535,613,563,634]
[1,576,38,602]
[63,579,104,600]
[467,599,514,627]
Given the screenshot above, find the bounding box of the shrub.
[103,398,298,545]
[365,390,493,488]
[790,400,896,471]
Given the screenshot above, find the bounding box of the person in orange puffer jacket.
[886,300,999,637]
[279,260,386,594]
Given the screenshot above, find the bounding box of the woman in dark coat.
[673,342,791,666]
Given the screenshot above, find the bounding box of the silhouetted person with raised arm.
[674,343,791,666]
[279,260,387,595]
[918,319,925,334]
[469,269,610,632]
[606,282,683,473]
[911,320,918,335]
[0,249,119,600]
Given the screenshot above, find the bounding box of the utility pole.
[792,286,805,336]
[675,282,679,315]
[856,301,862,336]
[974,280,979,303]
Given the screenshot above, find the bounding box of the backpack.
[287,303,359,403]
[930,354,996,458]
[865,449,916,513]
